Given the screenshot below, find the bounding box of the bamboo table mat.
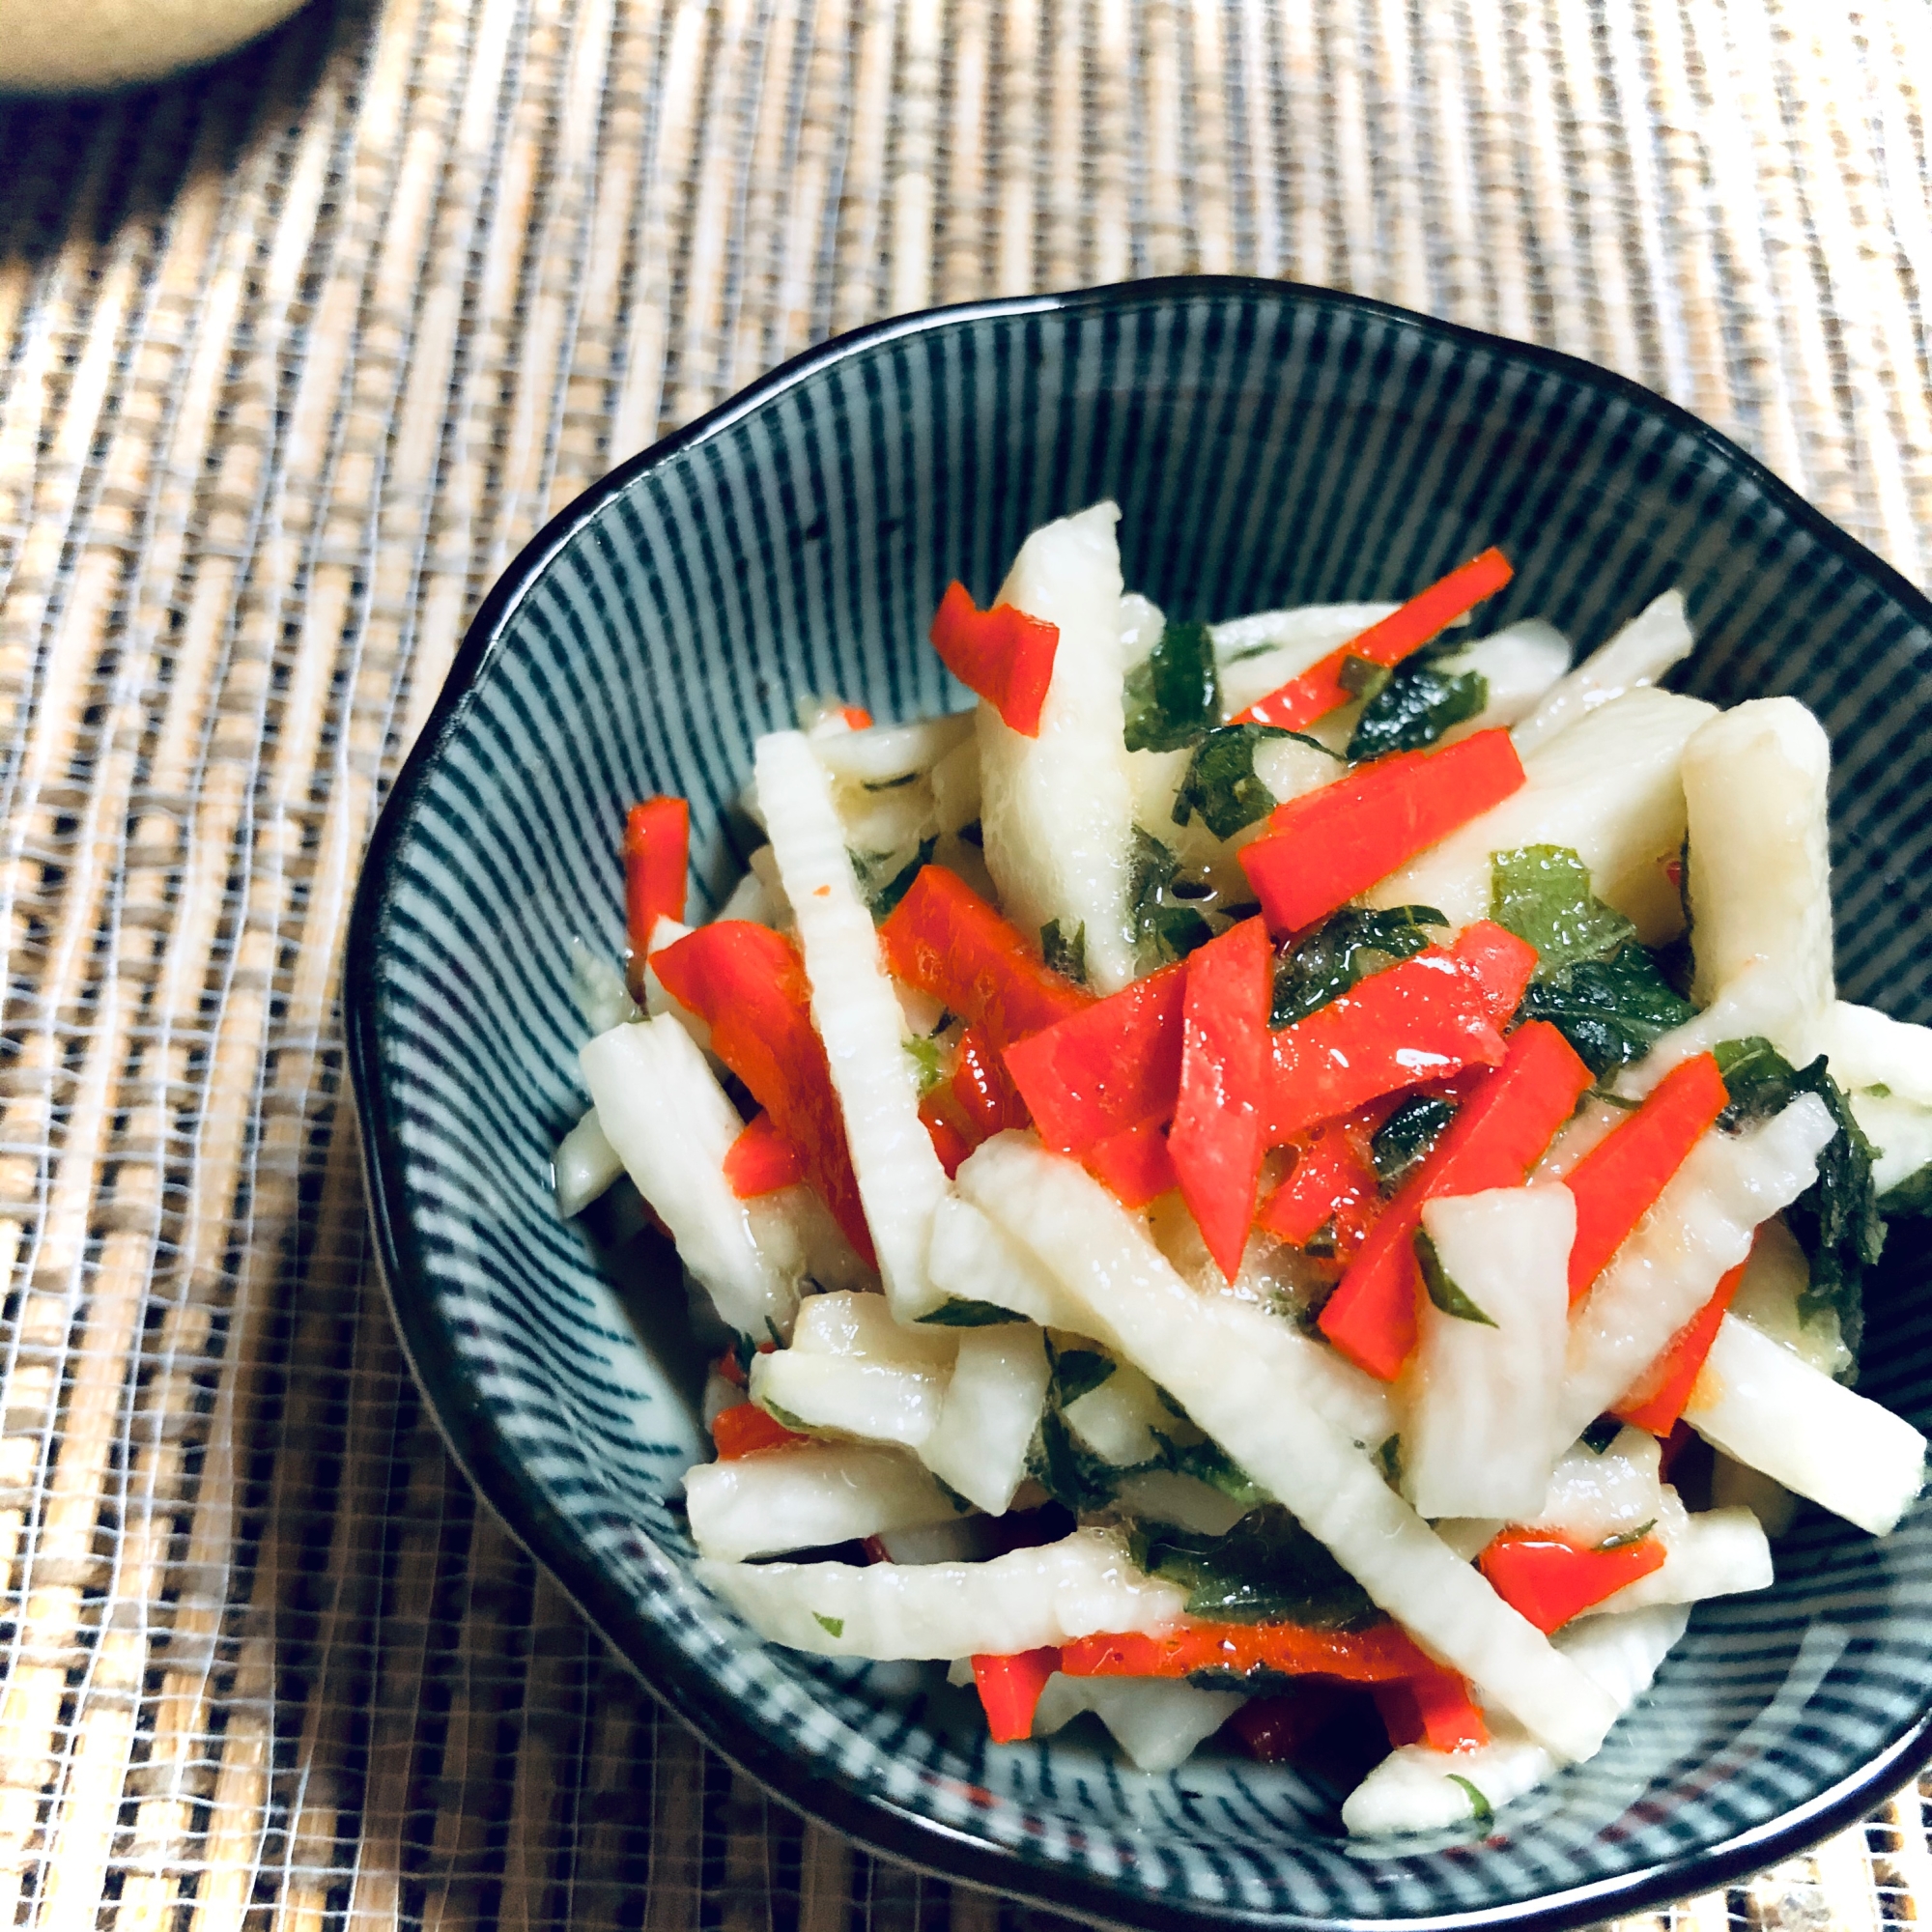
[1,0,1930,1924]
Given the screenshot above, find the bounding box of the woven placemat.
[1,0,1928,1924]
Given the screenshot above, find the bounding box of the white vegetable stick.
[921,1323,1051,1514]
[1033,1674,1244,1772]
[1684,1314,1926,1535]
[927,1193,1080,1329]
[1211,603,1400,717]
[683,1443,959,1561]
[1681,698,1834,1021]
[929,736,982,837]
[1405,1187,1575,1521]
[1436,619,1572,736]
[1554,1096,1835,1454]
[1730,1214,1849,1380]
[977,502,1142,993]
[570,938,639,1034]
[960,1136,1619,1762]
[554,1106,623,1217]
[1512,589,1693,754]
[957,1141,1393,1447]
[1709,1454,1798,1538]
[1615,958,1816,1100]
[810,710,976,785]
[696,1526,1189,1659]
[751,1291,956,1448]
[1584,1499,1771,1617]
[1119,591,1166,665]
[639,917,712,1046]
[755,729,949,1318]
[1524,1428,1662,1547]
[1064,1360,1168,1467]
[873,1519,986,1563]
[1366,686,1716,944]
[581,1016,799,1338]
[1111,1468,1252,1537]
[1820,1001,1932,1193]
[1341,1604,1689,1836]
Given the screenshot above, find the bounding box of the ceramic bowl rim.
[345,274,1932,1932]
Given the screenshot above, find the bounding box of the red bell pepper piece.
[1233,549,1514,731]
[1240,730,1528,936]
[929,581,1061,736]
[1262,922,1536,1144]
[1476,1529,1668,1634]
[1171,919,1274,1281]
[711,1403,811,1460]
[1223,1683,1366,1763]
[837,704,873,730]
[1565,1052,1729,1299]
[1318,1021,1594,1379]
[1256,1109,1385,1251]
[1371,1663,1492,1752]
[1060,1618,1433,1685]
[950,1024,1032,1138]
[920,1095,974,1179]
[1614,1254,1748,1435]
[652,922,873,1263]
[1082,1115,1179,1208]
[723,1112,809,1198]
[970,1647,1062,1744]
[1002,961,1188,1153]
[879,865,1093,1048]
[624,796,690,988]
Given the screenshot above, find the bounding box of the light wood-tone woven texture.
[1,1,1929,1925]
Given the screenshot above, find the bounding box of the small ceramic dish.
[346,278,1932,1930]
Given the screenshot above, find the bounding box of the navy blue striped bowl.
[347,279,1932,1930]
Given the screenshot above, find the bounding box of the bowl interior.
[351,283,1932,1929]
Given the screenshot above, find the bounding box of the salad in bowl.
[553,499,1928,1837]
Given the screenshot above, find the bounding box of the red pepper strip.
[880,865,1094,1048]
[624,796,690,989]
[1256,1110,1385,1251]
[1223,1683,1367,1764]
[1003,961,1188,1153]
[1318,1021,1595,1380]
[1565,1052,1730,1300]
[929,581,1062,736]
[652,922,874,1263]
[1059,1619,1434,1685]
[1476,1530,1668,1634]
[921,1095,974,1179]
[1171,919,1274,1281]
[1614,1255,1748,1435]
[951,1024,1032,1138]
[1084,1115,1179,1208]
[714,1347,749,1389]
[971,1647,1062,1745]
[1241,730,1526,937]
[1233,549,1515,730]
[723,1112,809,1198]
[1372,1664,1492,1752]
[838,704,874,730]
[1263,922,1537,1145]
[712,1403,812,1460]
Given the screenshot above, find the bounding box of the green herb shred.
[1174,724,1339,841]
[1347,659,1489,760]
[1414,1230,1498,1326]
[1050,1347,1117,1406]
[1881,1162,1932,1219]
[812,1613,845,1637]
[1492,845,1697,1073]
[1041,918,1088,984]
[1272,905,1448,1028]
[1130,1505,1383,1630]
[902,1033,944,1094]
[1579,1415,1623,1454]
[855,834,937,922]
[1713,1036,1883,1359]
[1123,618,1220,753]
[1447,1774,1494,1828]
[1127,828,1215,969]
[915,1296,1021,1326]
[1372,1094,1459,1191]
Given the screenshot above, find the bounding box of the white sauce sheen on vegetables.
[684,1444,959,1561]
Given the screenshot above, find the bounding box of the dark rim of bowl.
[345,275,1932,1932]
